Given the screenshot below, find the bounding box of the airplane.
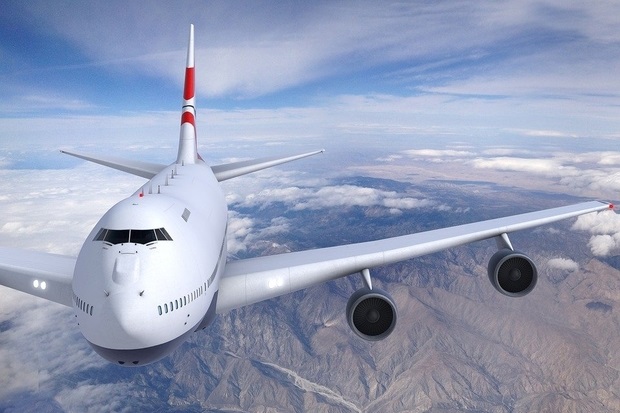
[0,24,614,367]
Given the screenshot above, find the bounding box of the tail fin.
[177,24,199,164]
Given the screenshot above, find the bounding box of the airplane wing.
[0,247,75,307]
[211,150,324,181]
[60,149,167,179]
[216,201,612,313]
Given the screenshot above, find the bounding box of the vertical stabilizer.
[177,24,198,164]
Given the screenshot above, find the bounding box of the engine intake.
[346,288,397,341]
[488,249,537,297]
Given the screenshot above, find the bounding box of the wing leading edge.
[60,150,167,179]
[0,247,75,307]
[216,201,612,313]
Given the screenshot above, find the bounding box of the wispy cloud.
[4,1,620,104]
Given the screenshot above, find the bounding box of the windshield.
[94,228,172,245]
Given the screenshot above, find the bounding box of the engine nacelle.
[346,288,397,341]
[488,249,538,297]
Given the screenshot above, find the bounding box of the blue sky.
[1,0,620,145]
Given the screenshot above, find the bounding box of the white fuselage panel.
[72,161,227,357]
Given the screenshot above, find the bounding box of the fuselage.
[72,160,227,365]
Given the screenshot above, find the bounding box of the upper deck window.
[94,228,172,245]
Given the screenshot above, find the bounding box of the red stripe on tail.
[183,67,195,100]
[181,111,195,126]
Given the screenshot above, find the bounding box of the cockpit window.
[94,228,172,245]
[130,229,157,244]
[94,228,107,241]
[106,230,130,245]
[155,228,172,241]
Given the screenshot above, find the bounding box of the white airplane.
[0,25,614,366]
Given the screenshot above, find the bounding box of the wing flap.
[0,247,75,307]
[61,150,167,179]
[211,150,324,182]
[217,201,612,313]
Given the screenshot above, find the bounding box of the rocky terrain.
[1,176,619,412]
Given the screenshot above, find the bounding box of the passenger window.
[158,306,162,315]
[130,229,157,244]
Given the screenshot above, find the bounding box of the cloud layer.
[389,147,620,201]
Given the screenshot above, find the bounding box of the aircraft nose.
[108,293,151,344]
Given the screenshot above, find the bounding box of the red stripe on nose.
[183,67,195,100]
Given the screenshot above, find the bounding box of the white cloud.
[402,149,475,158]
[597,152,620,166]
[572,210,620,235]
[55,382,137,413]
[588,234,620,257]
[481,148,537,157]
[226,211,255,255]
[0,165,143,254]
[234,184,438,214]
[547,258,579,272]
[471,157,570,175]
[377,154,403,162]
[572,210,620,257]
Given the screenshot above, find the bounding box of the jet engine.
[346,288,397,340]
[488,249,537,297]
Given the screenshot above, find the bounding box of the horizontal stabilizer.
[61,150,166,179]
[0,247,75,307]
[211,149,324,181]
